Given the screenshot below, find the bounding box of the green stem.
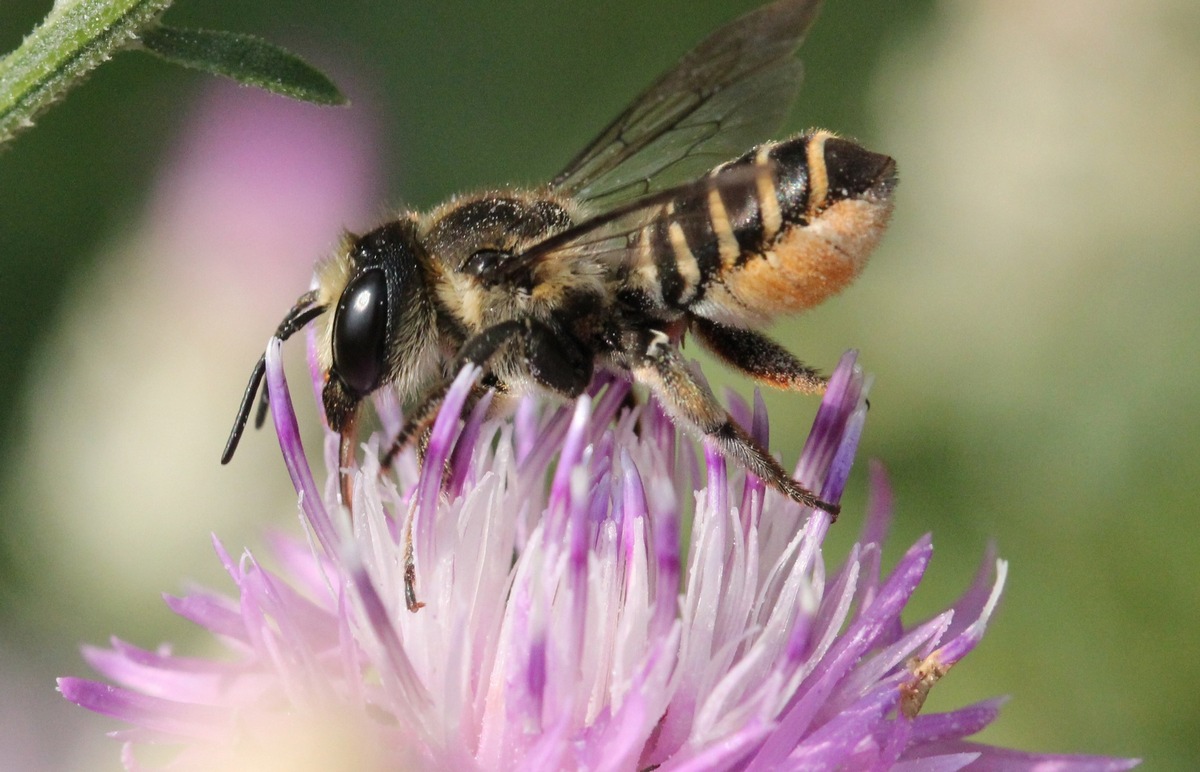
[0,0,174,146]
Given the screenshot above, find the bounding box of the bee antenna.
[221,291,326,464]
[222,355,267,464]
[253,385,271,430]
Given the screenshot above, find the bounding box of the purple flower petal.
[162,590,247,645]
[908,698,1007,744]
[751,535,933,766]
[264,336,337,554]
[58,678,229,741]
[901,742,1140,771]
[449,389,495,496]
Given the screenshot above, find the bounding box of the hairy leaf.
[139,26,346,106]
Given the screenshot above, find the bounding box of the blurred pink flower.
[149,79,383,290]
[14,79,384,611]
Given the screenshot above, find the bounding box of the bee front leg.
[625,328,839,519]
[379,388,446,471]
[380,320,525,471]
[375,320,525,613]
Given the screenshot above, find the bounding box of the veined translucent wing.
[551,0,822,209]
[506,162,771,282]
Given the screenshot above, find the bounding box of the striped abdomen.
[629,130,897,327]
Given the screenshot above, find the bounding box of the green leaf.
[139,26,347,106]
[0,0,175,145]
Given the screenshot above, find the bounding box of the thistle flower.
[60,346,1137,770]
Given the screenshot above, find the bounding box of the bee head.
[321,219,437,432]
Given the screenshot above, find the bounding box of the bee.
[223,0,896,525]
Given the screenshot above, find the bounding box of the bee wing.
[509,162,769,281]
[551,0,821,209]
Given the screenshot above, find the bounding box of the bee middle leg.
[523,317,594,398]
[624,328,839,518]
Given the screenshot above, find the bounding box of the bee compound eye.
[332,268,389,396]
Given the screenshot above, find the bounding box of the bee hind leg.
[690,317,827,395]
[625,328,839,519]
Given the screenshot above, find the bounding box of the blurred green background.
[2,0,1197,768]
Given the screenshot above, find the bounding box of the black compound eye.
[332,268,389,396]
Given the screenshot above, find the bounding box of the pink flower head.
[61,343,1138,770]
